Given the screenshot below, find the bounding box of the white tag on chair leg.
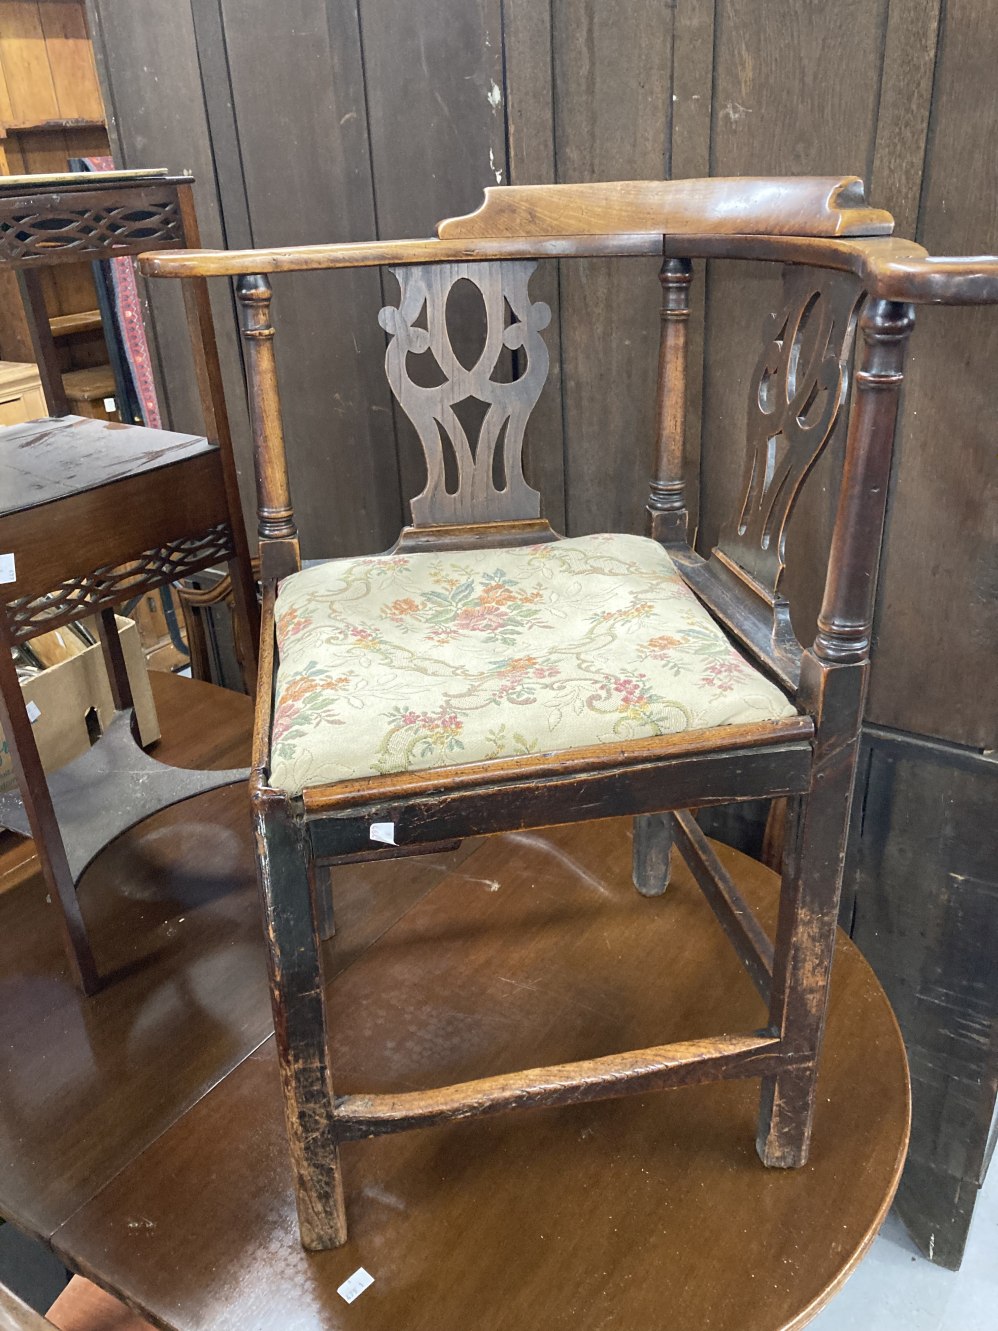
[0,553,15,584]
[337,1267,374,1303]
[370,821,397,846]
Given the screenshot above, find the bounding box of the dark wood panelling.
[869,0,943,237]
[669,0,716,536]
[84,0,253,527]
[359,0,506,513]
[551,0,674,535]
[867,0,998,748]
[218,0,401,558]
[502,0,566,531]
[845,728,998,1267]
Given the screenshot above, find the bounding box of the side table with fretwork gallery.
[0,169,258,994]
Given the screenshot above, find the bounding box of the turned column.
[814,298,916,664]
[646,256,693,545]
[236,274,300,580]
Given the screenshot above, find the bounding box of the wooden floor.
[0,673,909,1331]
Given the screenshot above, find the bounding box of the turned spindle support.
[814,298,916,664]
[236,274,300,580]
[646,256,693,545]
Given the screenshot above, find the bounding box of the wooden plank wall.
[0,2,110,364]
[84,0,997,1265]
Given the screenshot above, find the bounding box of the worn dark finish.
[671,809,774,999]
[379,261,549,526]
[845,727,998,1268]
[0,173,258,993]
[46,825,910,1331]
[631,810,674,897]
[140,175,955,1248]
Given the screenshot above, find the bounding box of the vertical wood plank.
[218,0,401,558]
[39,1,105,122]
[189,0,253,252]
[846,730,998,1266]
[0,50,14,126]
[360,0,505,239]
[0,2,60,125]
[669,0,716,538]
[551,0,675,535]
[360,0,506,512]
[867,0,998,747]
[501,0,566,531]
[869,0,943,235]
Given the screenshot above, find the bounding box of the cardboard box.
[1,615,160,794]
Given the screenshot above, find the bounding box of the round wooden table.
[3,677,909,1331]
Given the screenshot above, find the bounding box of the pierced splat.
[379,261,551,526]
[718,269,864,597]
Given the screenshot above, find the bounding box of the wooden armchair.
[140,176,998,1250]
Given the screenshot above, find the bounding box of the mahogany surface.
[0,418,213,517]
[0,673,474,1242]
[0,674,908,1331]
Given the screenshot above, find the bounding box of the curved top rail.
[136,177,998,305]
[436,176,894,240]
[662,233,998,304]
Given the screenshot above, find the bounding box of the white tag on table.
[370,821,396,846]
[102,397,116,413]
[337,1267,374,1304]
[0,553,15,584]
[25,700,41,723]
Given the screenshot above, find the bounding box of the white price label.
[370,821,396,846]
[0,553,15,584]
[25,700,41,723]
[337,1268,374,1304]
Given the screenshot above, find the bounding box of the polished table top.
[0,673,909,1331]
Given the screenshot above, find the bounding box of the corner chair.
[139,175,998,1249]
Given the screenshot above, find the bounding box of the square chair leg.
[254,791,347,1247]
[632,812,676,897]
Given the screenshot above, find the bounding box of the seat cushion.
[269,533,797,794]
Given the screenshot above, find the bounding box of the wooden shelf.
[62,364,115,401]
[50,309,102,337]
[3,118,106,134]
[0,709,247,882]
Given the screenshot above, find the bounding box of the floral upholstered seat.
[269,533,797,794]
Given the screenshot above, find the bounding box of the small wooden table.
[0,169,259,995]
[0,674,909,1331]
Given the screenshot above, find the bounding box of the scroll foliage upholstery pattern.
[268,533,797,794]
[378,260,550,525]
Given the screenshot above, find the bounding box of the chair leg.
[632,812,675,897]
[312,863,336,940]
[254,792,347,1248]
[757,773,854,1166]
